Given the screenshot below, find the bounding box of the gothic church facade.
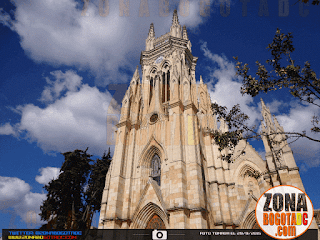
[98,11,314,229]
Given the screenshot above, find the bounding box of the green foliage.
[235,28,320,139]
[85,149,112,213]
[211,28,320,161]
[211,103,257,162]
[300,0,320,5]
[39,148,112,230]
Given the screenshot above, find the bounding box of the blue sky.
[0,0,320,232]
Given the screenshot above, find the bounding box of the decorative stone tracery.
[130,202,169,229]
[146,214,166,229]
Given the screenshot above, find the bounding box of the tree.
[211,28,320,162]
[234,28,320,142]
[39,149,112,229]
[39,149,92,229]
[84,149,112,226]
[210,103,253,162]
[300,0,319,5]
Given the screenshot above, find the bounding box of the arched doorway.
[130,202,169,229]
[146,214,166,229]
[242,210,260,229]
[252,222,260,229]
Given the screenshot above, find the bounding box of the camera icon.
[152,230,167,239]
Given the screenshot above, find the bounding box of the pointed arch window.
[151,154,161,185]
[161,71,170,103]
[162,72,165,103]
[166,71,170,101]
[149,77,154,105]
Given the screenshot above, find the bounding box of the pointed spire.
[183,25,188,40]
[133,65,139,80]
[260,120,271,152]
[170,10,182,38]
[172,9,179,25]
[261,98,267,112]
[261,98,275,132]
[273,115,284,132]
[261,120,266,133]
[131,65,140,84]
[146,23,155,50]
[200,75,203,84]
[148,23,155,38]
[183,25,192,51]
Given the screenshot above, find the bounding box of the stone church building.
[98,11,317,230]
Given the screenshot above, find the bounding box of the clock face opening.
[150,113,159,123]
[155,56,164,64]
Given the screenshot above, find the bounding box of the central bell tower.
[141,9,198,118]
[99,10,212,229]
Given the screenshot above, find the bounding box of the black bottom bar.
[2,229,318,240]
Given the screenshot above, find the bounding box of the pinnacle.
[273,115,282,131]
[260,98,266,108]
[134,66,139,76]
[132,66,140,83]
[260,98,270,115]
[183,25,188,40]
[148,23,155,37]
[172,9,179,25]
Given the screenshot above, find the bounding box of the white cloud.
[274,102,320,168]
[275,102,319,134]
[0,122,16,136]
[0,176,31,210]
[1,0,209,84]
[17,86,114,155]
[263,99,288,115]
[35,167,60,185]
[178,0,203,28]
[200,41,260,128]
[200,42,320,169]
[1,70,120,156]
[0,176,46,226]
[40,70,82,103]
[0,8,12,28]
[14,192,47,226]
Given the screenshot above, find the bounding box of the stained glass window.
[146,214,165,229]
[151,154,161,185]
